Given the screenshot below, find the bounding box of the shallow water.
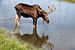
[0,0,75,50]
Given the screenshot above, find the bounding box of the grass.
[0,28,42,50]
[57,0,75,3]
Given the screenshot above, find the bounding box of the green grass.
[57,0,75,3]
[0,28,42,50]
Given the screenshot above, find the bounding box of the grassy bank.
[0,28,41,50]
[58,0,75,3]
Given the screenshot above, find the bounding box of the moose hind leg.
[14,16,17,32]
[14,14,21,33]
[17,21,20,33]
[17,14,21,33]
[14,24,17,32]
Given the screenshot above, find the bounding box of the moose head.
[37,4,56,24]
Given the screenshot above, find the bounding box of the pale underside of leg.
[14,14,21,32]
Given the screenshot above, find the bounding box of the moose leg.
[14,15,18,32]
[17,21,20,33]
[14,23,17,32]
[14,14,21,32]
[17,15,21,33]
[33,18,37,29]
[33,18,37,35]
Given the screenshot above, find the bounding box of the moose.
[14,3,56,32]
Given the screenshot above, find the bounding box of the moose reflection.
[13,27,54,50]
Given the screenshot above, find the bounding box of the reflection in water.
[57,0,75,3]
[13,27,54,50]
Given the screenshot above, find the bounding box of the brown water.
[0,0,75,50]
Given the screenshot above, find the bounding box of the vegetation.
[58,0,75,3]
[0,28,42,50]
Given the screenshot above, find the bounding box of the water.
[0,0,75,50]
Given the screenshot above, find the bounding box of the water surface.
[0,0,75,50]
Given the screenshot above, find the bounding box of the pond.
[0,0,75,50]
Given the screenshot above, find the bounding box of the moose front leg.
[33,18,37,29]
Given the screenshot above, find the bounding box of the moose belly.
[21,13,33,18]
